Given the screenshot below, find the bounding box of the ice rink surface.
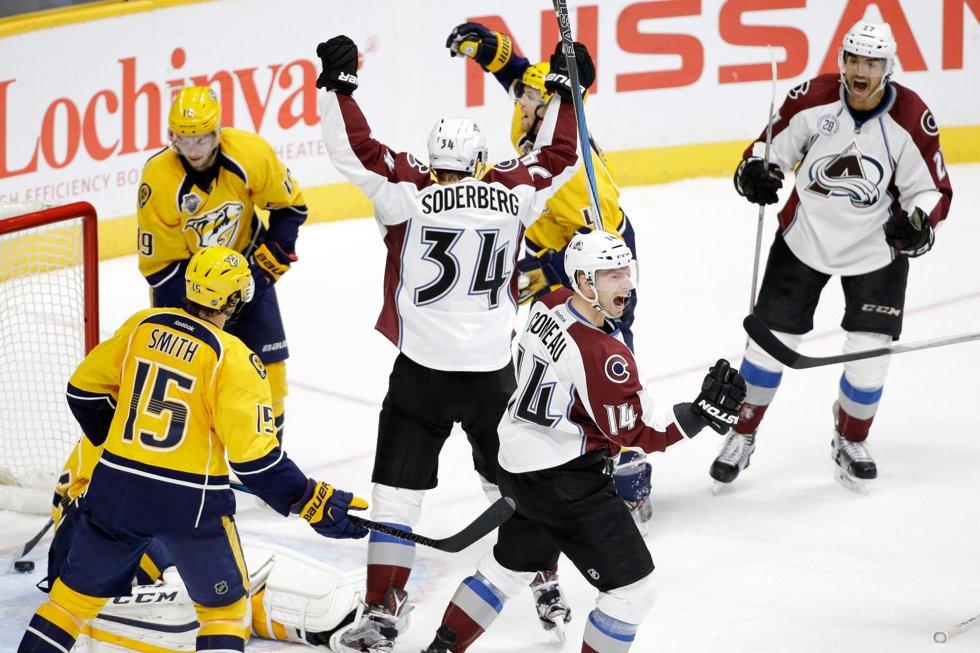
[2,166,979,652]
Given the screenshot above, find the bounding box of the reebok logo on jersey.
[337,72,358,84]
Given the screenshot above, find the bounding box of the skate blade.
[834,467,870,495]
[711,480,731,496]
[548,617,566,642]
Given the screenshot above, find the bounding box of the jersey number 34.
[414,227,511,309]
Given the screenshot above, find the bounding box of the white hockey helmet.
[564,230,636,318]
[839,20,896,89]
[427,116,488,174]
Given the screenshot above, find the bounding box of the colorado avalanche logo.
[805,142,883,208]
[604,354,630,384]
[184,201,244,248]
[920,109,939,136]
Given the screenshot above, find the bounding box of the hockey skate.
[831,425,877,496]
[709,431,755,494]
[529,570,572,641]
[337,588,413,652]
[422,625,458,653]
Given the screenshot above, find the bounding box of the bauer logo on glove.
[293,480,369,540]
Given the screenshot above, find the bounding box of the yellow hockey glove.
[251,242,295,286]
[293,480,369,540]
[446,22,513,73]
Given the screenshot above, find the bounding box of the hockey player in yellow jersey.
[446,24,637,345]
[445,23,653,616]
[18,246,368,653]
[137,86,307,445]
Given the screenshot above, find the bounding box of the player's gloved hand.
[292,480,369,540]
[52,474,87,527]
[692,359,746,435]
[445,22,514,73]
[734,157,784,205]
[517,250,562,305]
[544,41,595,101]
[884,206,934,257]
[250,241,296,289]
[316,35,359,95]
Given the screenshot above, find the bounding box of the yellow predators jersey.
[68,307,282,532]
[137,128,305,280]
[510,104,624,253]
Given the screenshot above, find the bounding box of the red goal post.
[0,201,99,514]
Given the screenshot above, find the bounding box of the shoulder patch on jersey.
[249,353,268,379]
[138,183,152,208]
[920,109,939,136]
[788,80,810,100]
[604,354,630,384]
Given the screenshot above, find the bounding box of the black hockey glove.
[693,359,746,435]
[734,157,784,205]
[316,35,359,95]
[544,41,595,101]
[884,206,934,257]
[446,22,514,73]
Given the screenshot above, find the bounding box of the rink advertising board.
[0,0,977,259]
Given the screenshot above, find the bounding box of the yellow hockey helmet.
[168,86,222,136]
[185,246,254,311]
[516,62,553,103]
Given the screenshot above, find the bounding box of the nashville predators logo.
[249,353,267,379]
[184,202,245,248]
[805,142,883,208]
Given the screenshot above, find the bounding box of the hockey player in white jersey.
[315,35,590,652]
[711,19,953,493]
[422,230,746,653]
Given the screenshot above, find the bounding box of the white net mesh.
[0,202,92,513]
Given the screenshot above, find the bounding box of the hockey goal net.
[0,202,99,514]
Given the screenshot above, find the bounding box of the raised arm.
[445,22,530,94]
[316,36,429,224]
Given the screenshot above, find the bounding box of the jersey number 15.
[122,359,194,450]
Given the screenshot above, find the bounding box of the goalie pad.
[247,539,365,645]
[71,539,364,651]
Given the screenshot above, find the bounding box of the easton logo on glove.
[697,400,738,425]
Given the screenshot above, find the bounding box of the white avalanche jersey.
[497,289,706,473]
[320,92,580,371]
[747,74,953,275]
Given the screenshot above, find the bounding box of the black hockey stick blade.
[349,497,515,553]
[230,481,514,553]
[743,313,980,369]
[743,314,803,367]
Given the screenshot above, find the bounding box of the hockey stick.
[230,482,515,553]
[6,518,54,573]
[743,313,980,369]
[747,46,778,317]
[551,0,602,228]
[934,614,980,643]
